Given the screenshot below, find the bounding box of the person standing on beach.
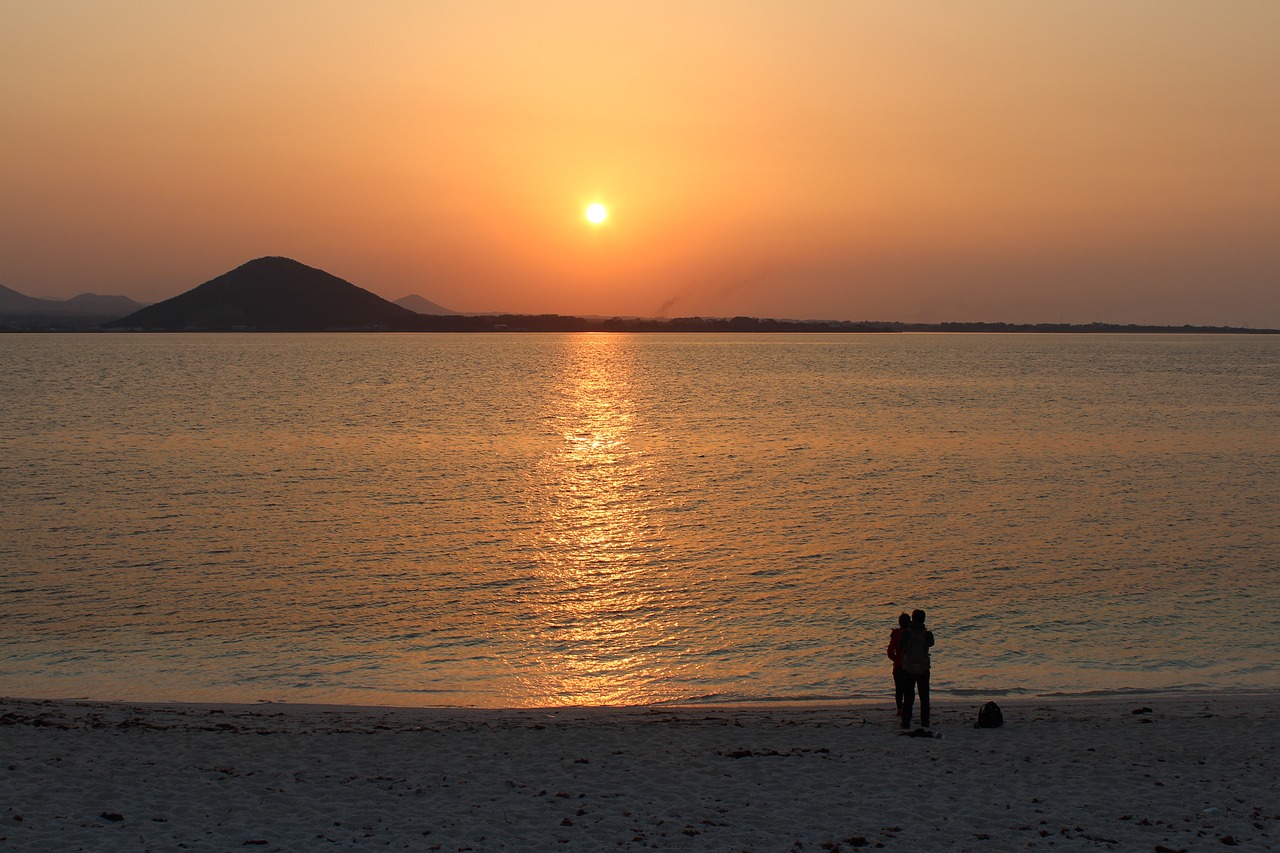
[887,612,910,715]
[898,609,935,729]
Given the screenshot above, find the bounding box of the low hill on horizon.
[394,294,458,315]
[108,257,422,331]
[64,292,148,316]
[1,283,146,328]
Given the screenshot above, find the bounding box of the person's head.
[911,609,926,626]
[898,612,910,629]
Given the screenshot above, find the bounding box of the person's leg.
[893,666,907,714]
[900,672,916,728]
[918,670,930,728]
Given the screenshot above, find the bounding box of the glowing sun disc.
[586,203,607,224]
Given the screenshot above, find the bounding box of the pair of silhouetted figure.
[887,609,934,729]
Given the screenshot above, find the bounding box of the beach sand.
[2,693,1276,852]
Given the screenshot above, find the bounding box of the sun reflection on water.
[511,334,687,706]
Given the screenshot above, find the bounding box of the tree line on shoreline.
[6,313,1275,334]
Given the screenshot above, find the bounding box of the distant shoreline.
[9,259,1277,333]
[4,316,1278,334]
[10,256,1276,333]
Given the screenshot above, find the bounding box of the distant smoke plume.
[652,261,776,319]
[653,295,680,318]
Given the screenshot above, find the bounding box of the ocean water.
[1,332,1277,708]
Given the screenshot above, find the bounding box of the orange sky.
[3,1,1278,325]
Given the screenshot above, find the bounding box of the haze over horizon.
[3,2,1279,327]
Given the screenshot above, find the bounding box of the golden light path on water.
[513,334,682,706]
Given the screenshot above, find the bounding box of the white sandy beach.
[2,693,1277,852]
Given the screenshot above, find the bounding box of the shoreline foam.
[3,692,1277,851]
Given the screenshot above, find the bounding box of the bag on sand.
[974,701,1004,729]
[901,627,931,675]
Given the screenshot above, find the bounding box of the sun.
[585,203,607,224]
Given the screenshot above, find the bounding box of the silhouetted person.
[898,608,935,729]
[887,612,911,715]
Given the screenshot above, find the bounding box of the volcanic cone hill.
[108,257,421,331]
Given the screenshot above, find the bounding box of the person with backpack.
[898,609,935,729]
[886,612,911,716]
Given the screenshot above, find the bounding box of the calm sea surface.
[1,332,1277,707]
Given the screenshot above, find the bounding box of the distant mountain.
[0,283,49,314]
[395,294,458,315]
[64,292,146,314]
[108,257,423,331]
[0,283,146,328]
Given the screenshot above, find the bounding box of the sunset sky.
[3,1,1278,325]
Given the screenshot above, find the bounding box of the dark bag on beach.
[974,701,1003,728]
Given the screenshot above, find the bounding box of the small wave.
[947,686,1031,697]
